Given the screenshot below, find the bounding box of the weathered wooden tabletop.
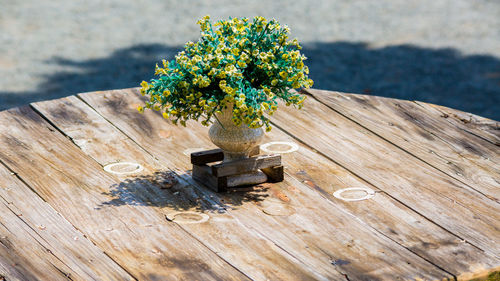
[0,88,499,281]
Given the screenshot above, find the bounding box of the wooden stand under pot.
[191,147,284,192]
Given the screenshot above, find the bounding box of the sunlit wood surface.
[0,88,499,280]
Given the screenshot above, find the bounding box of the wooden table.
[0,88,499,281]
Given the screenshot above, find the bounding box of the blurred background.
[1,0,499,120]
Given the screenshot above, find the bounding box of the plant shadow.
[97,170,270,212]
[1,41,499,120]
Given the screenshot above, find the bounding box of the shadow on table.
[98,170,269,212]
[1,41,499,120]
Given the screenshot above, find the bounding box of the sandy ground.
[1,0,499,120]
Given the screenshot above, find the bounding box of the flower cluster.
[139,15,313,131]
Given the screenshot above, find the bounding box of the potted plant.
[139,15,313,162]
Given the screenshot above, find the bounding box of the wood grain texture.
[0,162,135,281]
[0,106,248,281]
[0,201,72,281]
[77,89,454,280]
[269,91,500,259]
[5,87,495,280]
[416,101,500,146]
[259,124,500,280]
[33,95,329,281]
[306,89,500,203]
[211,154,281,177]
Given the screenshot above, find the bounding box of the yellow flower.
[240,52,249,61]
[238,38,247,47]
[198,76,211,88]
[237,61,247,68]
[216,71,227,79]
[137,106,144,113]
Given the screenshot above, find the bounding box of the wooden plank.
[33,95,332,280]
[191,149,224,165]
[0,163,135,281]
[192,164,228,192]
[0,201,71,281]
[306,89,500,203]
[268,90,500,258]
[77,88,453,280]
[212,154,281,177]
[261,165,284,182]
[0,252,47,281]
[416,101,500,146]
[0,106,249,281]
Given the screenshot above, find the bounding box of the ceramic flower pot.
[209,104,264,163]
